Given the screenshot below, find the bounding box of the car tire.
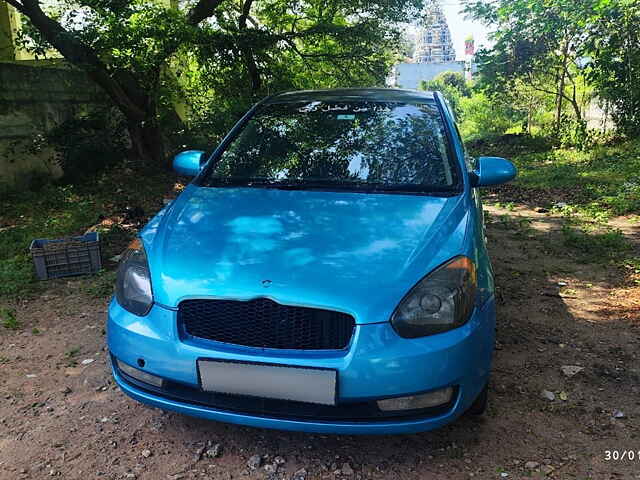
[466,383,488,415]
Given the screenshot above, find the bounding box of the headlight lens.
[115,238,153,316]
[391,256,477,338]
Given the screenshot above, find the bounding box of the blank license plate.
[197,360,337,406]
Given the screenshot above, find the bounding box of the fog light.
[116,359,164,388]
[377,387,454,411]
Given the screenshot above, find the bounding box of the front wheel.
[466,384,488,415]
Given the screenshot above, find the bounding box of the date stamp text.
[605,450,640,461]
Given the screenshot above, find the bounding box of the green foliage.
[556,114,589,149]
[458,93,516,141]
[494,138,640,215]
[0,186,96,298]
[82,270,117,298]
[435,71,470,95]
[464,0,640,141]
[0,167,174,300]
[1,308,20,330]
[0,256,34,298]
[419,71,470,118]
[47,107,129,184]
[561,223,630,263]
[584,1,640,136]
[13,0,423,164]
[467,132,552,156]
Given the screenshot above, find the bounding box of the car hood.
[142,185,470,324]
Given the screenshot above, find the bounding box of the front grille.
[178,298,355,350]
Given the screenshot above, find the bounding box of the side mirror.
[173,150,206,176]
[472,156,517,187]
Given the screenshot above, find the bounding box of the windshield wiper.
[204,178,460,195]
[205,178,363,190]
[282,181,460,195]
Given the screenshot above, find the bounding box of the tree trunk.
[554,37,570,134]
[242,48,261,92]
[128,118,166,167]
[554,74,565,132]
[568,96,583,124]
[239,0,260,93]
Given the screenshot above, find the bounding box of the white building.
[387,1,474,89]
[387,62,465,89]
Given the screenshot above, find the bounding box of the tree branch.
[238,0,253,29]
[237,0,260,92]
[187,0,225,25]
[16,0,147,119]
[527,79,583,119]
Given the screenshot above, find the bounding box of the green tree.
[463,0,593,134]
[4,0,421,165]
[458,92,515,140]
[584,0,640,136]
[419,71,470,118]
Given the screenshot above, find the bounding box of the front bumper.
[107,298,495,434]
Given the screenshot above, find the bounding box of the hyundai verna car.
[108,88,516,434]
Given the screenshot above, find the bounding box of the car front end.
[108,288,495,434]
[107,88,514,434]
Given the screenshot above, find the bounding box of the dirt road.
[1,204,639,480]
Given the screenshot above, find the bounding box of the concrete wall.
[0,3,24,61]
[388,62,465,89]
[584,99,615,131]
[0,4,60,62]
[0,62,107,190]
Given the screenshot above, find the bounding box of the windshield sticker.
[296,102,393,114]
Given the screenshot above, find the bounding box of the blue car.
[108,88,516,434]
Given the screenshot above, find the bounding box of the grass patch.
[620,257,640,285]
[65,346,81,358]
[516,141,640,215]
[82,269,117,298]
[1,307,20,330]
[489,213,534,238]
[473,137,640,216]
[0,168,175,300]
[561,223,631,263]
[64,346,81,367]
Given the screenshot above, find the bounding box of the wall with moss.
[0,62,108,191]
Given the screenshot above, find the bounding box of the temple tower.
[413,0,456,63]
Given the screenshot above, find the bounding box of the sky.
[438,1,492,60]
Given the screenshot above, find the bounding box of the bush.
[459,93,517,141]
[47,107,129,184]
[420,71,471,119]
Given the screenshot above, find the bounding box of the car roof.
[266,88,436,105]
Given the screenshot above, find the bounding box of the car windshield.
[200,100,459,193]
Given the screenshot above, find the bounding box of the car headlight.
[391,256,477,338]
[115,238,153,316]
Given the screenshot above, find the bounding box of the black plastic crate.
[30,232,102,280]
